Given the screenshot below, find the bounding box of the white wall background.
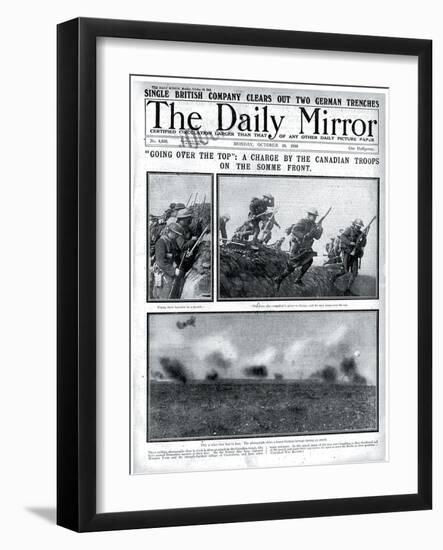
[0,0,440,547]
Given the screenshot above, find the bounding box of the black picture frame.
[57,17,432,532]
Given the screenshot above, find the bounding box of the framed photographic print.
[57,17,432,531]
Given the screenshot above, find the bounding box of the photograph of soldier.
[147,173,212,301]
[151,222,183,300]
[323,229,343,265]
[333,217,377,295]
[232,219,255,242]
[248,194,275,243]
[258,207,281,244]
[275,207,328,288]
[219,213,231,244]
[218,176,379,300]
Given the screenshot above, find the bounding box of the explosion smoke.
[243,365,268,378]
[340,355,357,377]
[321,365,338,383]
[339,355,367,385]
[310,365,338,383]
[206,350,232,370]
[352,373,367,385]
[159,357,189,383]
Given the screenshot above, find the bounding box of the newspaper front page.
[130,75,386,474]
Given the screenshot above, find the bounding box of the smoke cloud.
[159,357,190,383]
[251,347,278,365]
[206,350,232,370]
[352,373,368,385]
[243,365,268,378]
[149,315,375,384]
[310,365,338,383]
[340,355,357,377]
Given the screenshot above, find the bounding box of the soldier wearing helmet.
[163,202,177,222]
[262,193,275,206]
[275,207,324,288]
[247,193,275,243]
[324,234,339,265]
[334,228,344,255]
[219,213,231,244]
[165,202,186,226]
[151,222,183,300]
[175,208,198,251]
[333,218,367,295]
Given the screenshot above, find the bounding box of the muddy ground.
[219,246,377,299]
[148,380,378,440]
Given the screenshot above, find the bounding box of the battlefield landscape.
[147,311,379,442]
[218,175,379,300]
[148,379,378,440]
[219,246,377,299]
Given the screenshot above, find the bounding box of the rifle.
[198,194,207,219]
[249,211,268,222]
[302,206,332,242]
[168,225,209,299]
[350,216,376,256]
[316,206,332,227]
[187,224,209,256]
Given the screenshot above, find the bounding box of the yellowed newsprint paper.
[130,75,386,474]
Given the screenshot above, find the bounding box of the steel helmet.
[167,222,184,236]
[353,218,364,227]
[263,193,274,200]
[176,208,192,219]
[307,207,319,217]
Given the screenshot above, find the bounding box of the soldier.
[324,231,343,265]
[163,202,176,222]
[176,208,198,251]
[232,220,255,242]
[219,213,230,244]
[334,228,344,256]
[248,193,274,243]
[165,202,186,225]
[148,215,167,265]
[150,202,186,262]
[274,207,329,288]
[151,222,183,300]
[323,235,337,265]
[333,218,367,294]
[258,210,281,244]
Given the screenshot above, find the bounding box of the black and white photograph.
[147,172,213,301]
[218,175,380,300]
[1,3,433,540]
[147,310,379,441]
